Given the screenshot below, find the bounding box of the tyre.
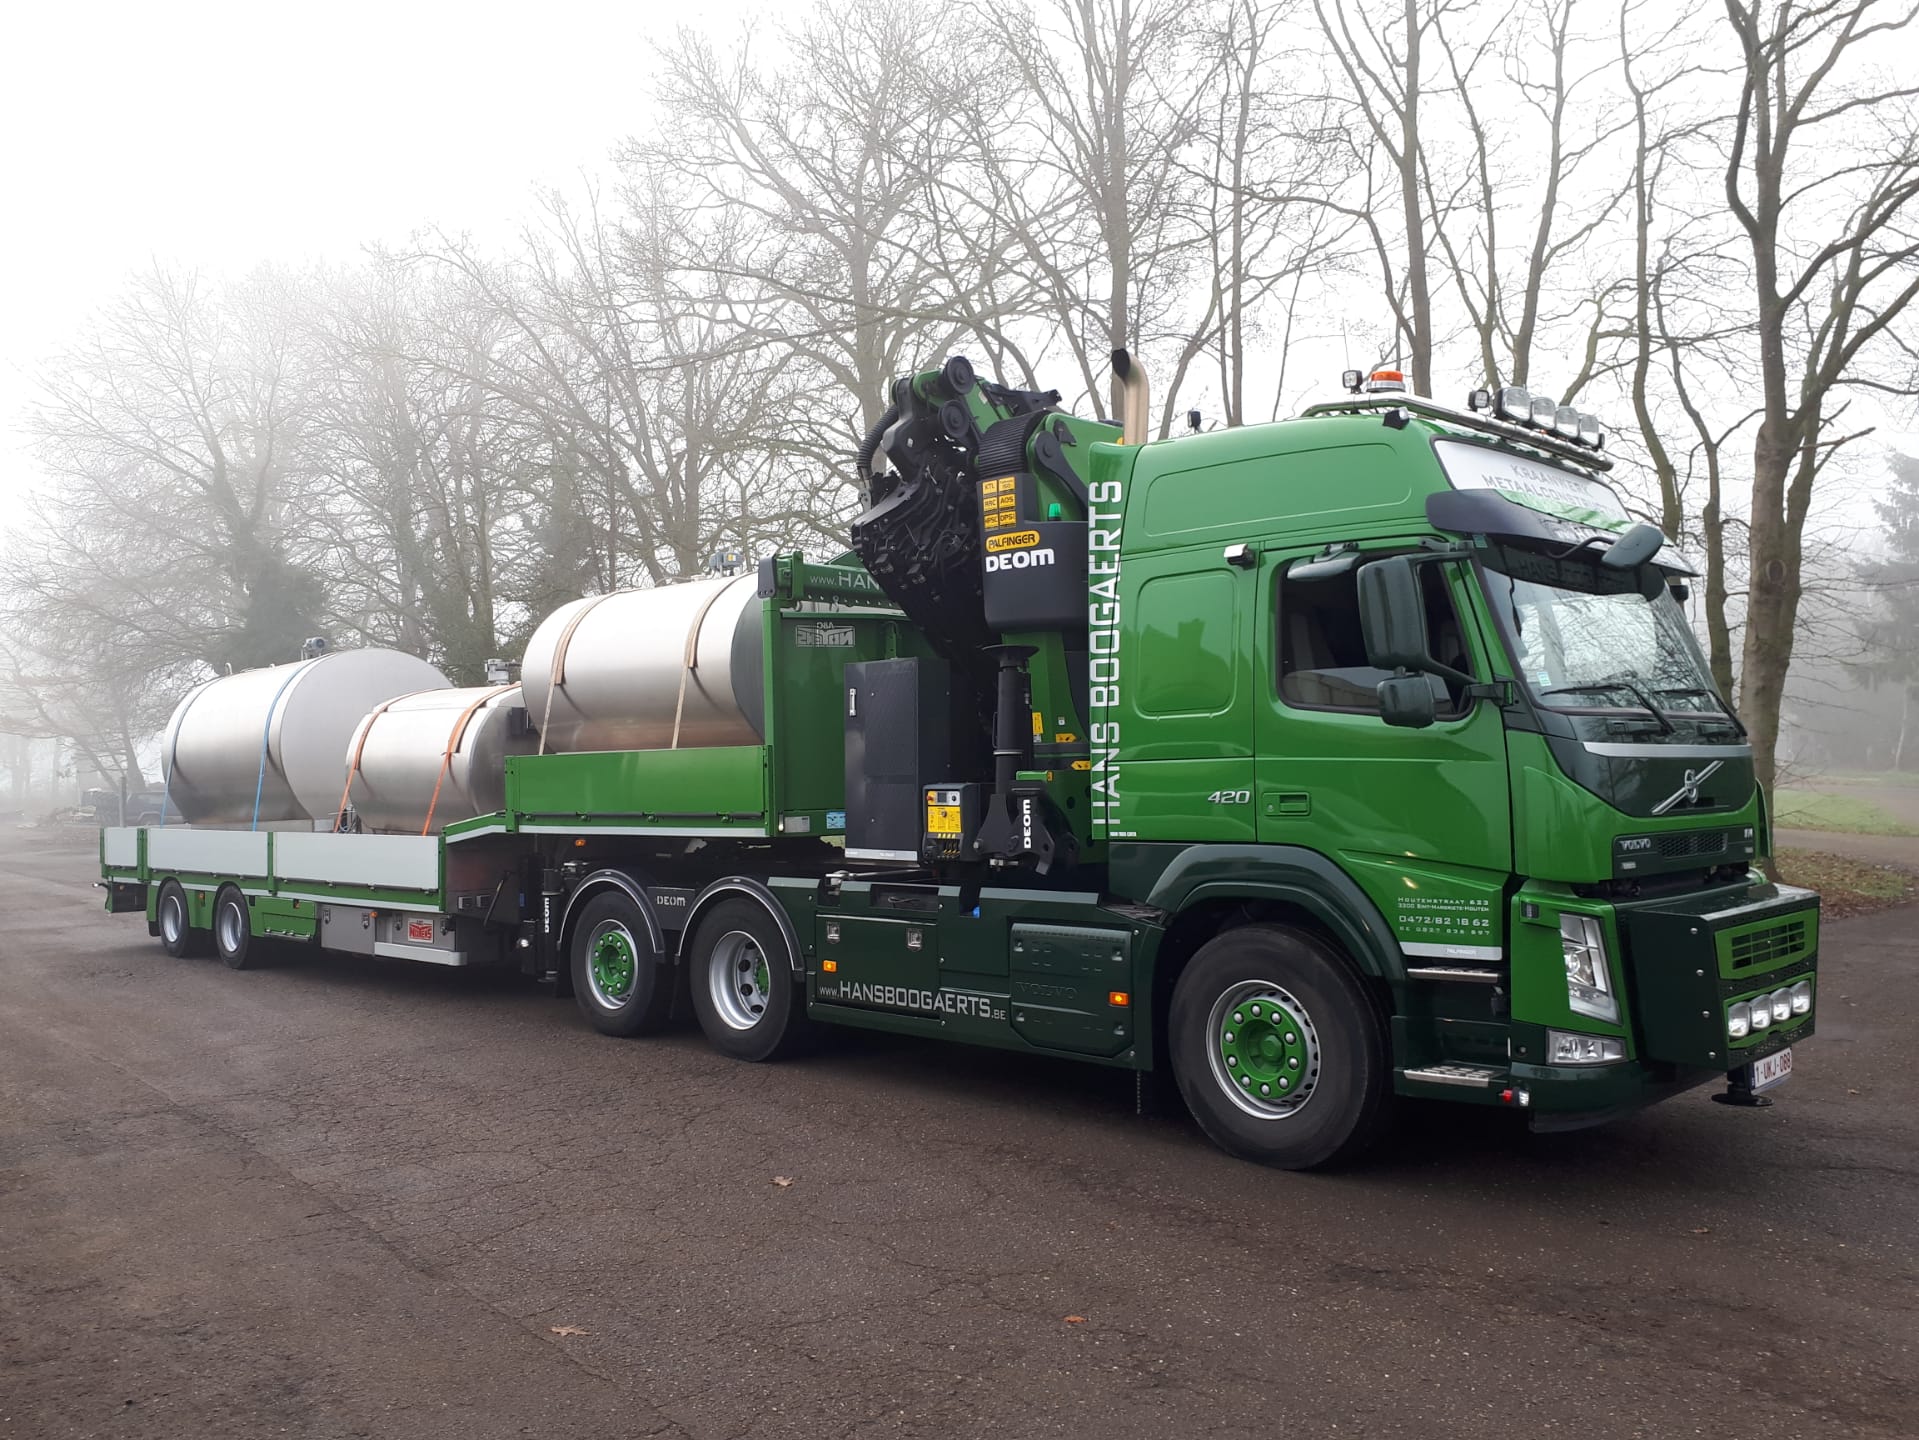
[156,880,206,958]
[213,886,257,970]
[1168,923,1390,1170]
[569,890,674,1037]
[687,897,815,1062]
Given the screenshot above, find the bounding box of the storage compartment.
[1008,922,1133,1057]
[843,657,952,862]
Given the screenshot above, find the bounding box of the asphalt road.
[3,832,1916,1439]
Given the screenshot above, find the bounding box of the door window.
[1276,560,1474,715]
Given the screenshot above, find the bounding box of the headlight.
[1560,913,1618,1023]
[1749,998,1771,1031]
[1549,1030,1626,1065]
[1770,989,1792,1024]
[1790,980,1812,1015]
[1727,1001,1751,1039]
[1493,385,1532,424]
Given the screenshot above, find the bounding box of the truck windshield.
[1478,542,1733,726]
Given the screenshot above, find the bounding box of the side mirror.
[1377,674,1438,729]
[1357,555,1431,671]
[1602,521,1666,570]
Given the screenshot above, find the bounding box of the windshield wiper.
[1538,675,1677,733]
[1644,685,1748,737]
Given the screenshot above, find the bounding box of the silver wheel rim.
[707,930,772,1031]
[217,899,244,954]
[1206,979,1323,1120]
[161,894,184,945]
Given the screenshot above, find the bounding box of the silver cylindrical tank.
[343,685,536,833]
[520,574,765,753]
[160,650,450,827]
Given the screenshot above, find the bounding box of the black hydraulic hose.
[855,403,900,498]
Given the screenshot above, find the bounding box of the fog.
[2,0,1916,817]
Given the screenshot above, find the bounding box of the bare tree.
[987,0,1205,421]
[7,267,328,739]
[1313,0,1463,394]
[1721,0,1919,796]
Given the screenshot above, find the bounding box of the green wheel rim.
[588,923,640,1010]
[1207,980,1321,1120]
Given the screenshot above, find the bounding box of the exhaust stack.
[1112,349,1149,445]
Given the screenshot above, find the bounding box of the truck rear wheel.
[1169,924,1389,1170]
[687,898,815,1062]
[570,891,673,1037]
[156,880,206,958]
[213,886,258,969]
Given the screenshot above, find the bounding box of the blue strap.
[250,663,312,832]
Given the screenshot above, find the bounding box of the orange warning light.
[822,959,839,973]
[1108,990,1130,1007]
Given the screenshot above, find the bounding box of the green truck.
[98,356,1817,1169]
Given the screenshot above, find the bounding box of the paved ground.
[3,833,1916,1440]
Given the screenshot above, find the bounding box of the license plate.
[1749,1047,1793,1092]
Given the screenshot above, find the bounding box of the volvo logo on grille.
[1651,760,1724,815]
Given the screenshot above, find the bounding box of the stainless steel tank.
[520,574,765,753]
[160,650,450,827]
[343,685,535,833]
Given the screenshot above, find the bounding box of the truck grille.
[1654,829,1726,859]
[1729,917,1810,970]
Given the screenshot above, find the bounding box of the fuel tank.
[160,650,450,827]
[520,574,765,753]
[343,685,536,833]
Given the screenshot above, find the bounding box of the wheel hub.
[588,925,638,1009]
[1208,981,1322,1119]
[708,930,771,1031]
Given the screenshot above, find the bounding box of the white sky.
[0,0,767,487]
[0,0,1911,520]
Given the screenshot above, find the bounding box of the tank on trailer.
[159,649,450,827]
[341,685,536,833]
[519,573,765,753]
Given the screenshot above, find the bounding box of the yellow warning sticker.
[926,804,962,835]
[986,529,1041,552]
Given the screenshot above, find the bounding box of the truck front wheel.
[687,898,815,1062]
[1169,924,1390,1170]
[569,892,674,1037]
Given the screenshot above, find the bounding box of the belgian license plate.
[1750,1047,1793,1092]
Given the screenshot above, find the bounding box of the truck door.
[1253,548,1514,964]
[1113,545,1257,842]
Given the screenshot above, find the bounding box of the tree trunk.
[1738,419,1799,798]
[1398,0,1431,394]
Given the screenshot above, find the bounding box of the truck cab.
[1093,380,1814,1142]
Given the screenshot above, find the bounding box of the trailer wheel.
[156,880,206,958]
[569,892,673,1037]
[1169,924,1390,1170]
[213,886,257,970]
[687,898,815,1062]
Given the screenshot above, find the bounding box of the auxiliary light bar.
[1465,384,1607,451]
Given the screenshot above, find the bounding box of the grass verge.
[1771,787,1919,836]
[1774,848,1918,919]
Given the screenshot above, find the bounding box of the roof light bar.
[1467,383,1608,450]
